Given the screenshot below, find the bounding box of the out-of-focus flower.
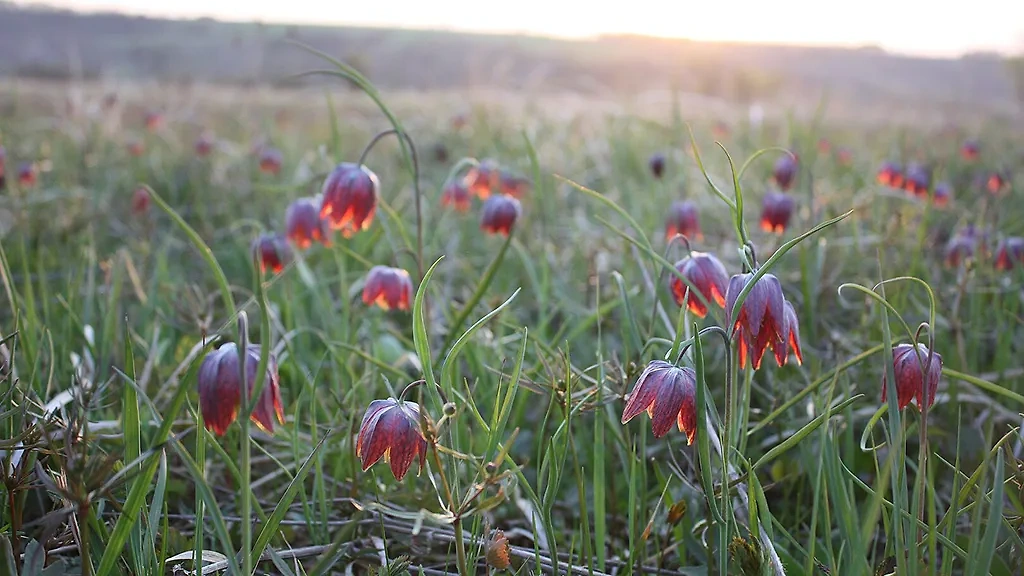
[441,180,472,212]
[995,237,1024,270]
[649,153,666,179]
[131,187,150,214]
[320,162,379,237]
[620,360,698,442]
[944,226,980,267]
[932,182,952,206]
[451,113,469,131]
[480,195,521,236]
[498,170,531,198]
[252,233,292,274]
[432,142,449,164]
[664,200,701,241]
[713,121,730,139]
[877,161,903,188]
[836,147,853,166]
[0,146,6,190]
[760,191,794,234]
[144,110,163,131]
[198,342,284,436]
[986,171,1008,195]
[960,139,979,161]
[772,154,797,191]
[362,266,414,311]
[16,162,36,188]
[127,138,145,157]
[725,273,787,369]
[258,146,283,175]
[285,197,331,249]
[357,397,428,480]
[903,163,931,198]
[817,138,831,154]
[669,252,729,318]
[464,158,501,198]
[881,343,941,411]
[195,132,215,157]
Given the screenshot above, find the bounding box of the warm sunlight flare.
[15,0,1024,56]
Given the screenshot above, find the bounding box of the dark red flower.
[131,187,150,214]
[772,155,797,191]
[16,162,36,188]
[285,197,331,249]
[726,273,787,370]
[252,233,292,274]
[932,182,952,206]
[760,191,794,234]
[782,300,803,366]
[198,342,285,436]
[881,343,941,411]
[498,170,531,198]
[441,180,472,212]
[480,195,521,236]
[944,228,978,267]
[995,237,1024,270]
[195,132,215,157]
[144,110,163,131]
[669,252,729,318]
[903,163,931,198]
[258,146,283,175]
[432,142,450,164]
[664,200,701,241]
[356,397,428,480]
[960,139,979,161]
[877,161,903,188]
[986,172,1008,195]
[362,266,414,311]
[127,138,145,157]
[620,360,697,442]
[320,162,379,237]
[464,158,501,198]
[649,153,666,179]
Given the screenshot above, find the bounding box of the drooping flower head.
[195,131,215,157]
[320,162,379,237]
[876,161,903,188]
[986,171,1008,195]
[252,233,292,274]
[881,343,941,411]
[285,197,331,249]
[649,153,666,179]
[131,187,150,215]
[144,110,163,132]
[669,252,729,318]
[362,266,414,311]
[258,146,283,175]
[198,342,285,436]
[498,170,531,198]
[464,158,501,198]
[726,273,788,369]
[903,162,931,198]
[664,200,701,241]
[760,191,794,234]
[995,237,1024,271]
[772,154,797,191]
[480,195,521,236]
[782,300,803,366]
[357,397,428,480]
[620,360,697,443]
[944,226,979,267]
[441,180,472,212]
[16,162,36,188]
[932,181,952,206]
[960,139,979,161]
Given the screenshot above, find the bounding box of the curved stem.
[236,311,252,576]
[358,129,424,280]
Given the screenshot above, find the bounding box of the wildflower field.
[2,52,1024,576]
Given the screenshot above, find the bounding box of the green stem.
[453,518,470,575]
[238,312,252,576]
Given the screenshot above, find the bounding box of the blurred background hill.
[1,1,1022,117]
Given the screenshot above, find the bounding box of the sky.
[13,0,1024,57]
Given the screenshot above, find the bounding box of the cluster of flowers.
[943,225,1024,271]
[877,139,1012,207]
[197,143,530,481]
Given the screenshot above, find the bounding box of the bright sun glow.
[14,0,1024,57]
